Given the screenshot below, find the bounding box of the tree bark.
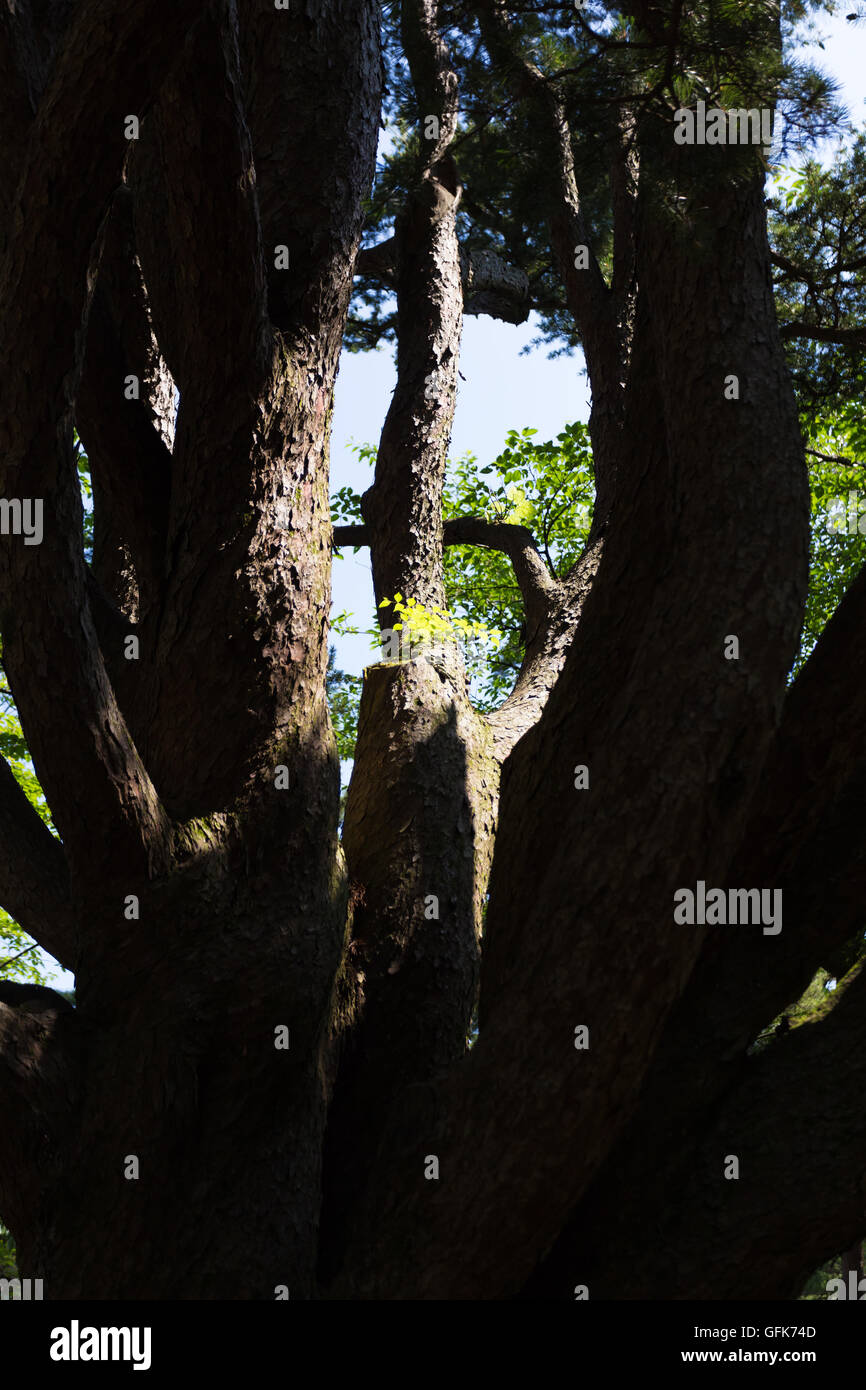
[334,123,809,1302]
[0,0,381,1299]
[1,0,863,1305]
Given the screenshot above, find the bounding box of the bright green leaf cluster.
[379,592,504,651]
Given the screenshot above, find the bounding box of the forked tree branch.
[0,0,204,884]
[339,155,809,1301]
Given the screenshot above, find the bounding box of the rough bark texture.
[0,0,381,1299]
[0,0,861,1304]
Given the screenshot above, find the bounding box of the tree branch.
[0,758,75,972]
[356,238,531,324]
[0,19,37,238]
[77,186,173,621]
[334,515,557,632]
[631,555,866,1087]
[806,447,866,468]
[486,535,602,759]
[331,524,369,548]
[131,0,381,816]
[586,968,866,1298]
[0,0,203,883]
[321,0,497,1287]
[475,0,611,327]
[524,546,866,1298]
[338,160,809,1301]
[778,321,866,347]
[128,0,268,400]
[360,0,462,618]
[443,516,557,632]
[472,0,623,518]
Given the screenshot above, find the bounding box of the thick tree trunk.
[0,0,381,1300]
[2,0,864,1305]
[331,124,810,1300]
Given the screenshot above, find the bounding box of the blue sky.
[38,7,866,991]
[329,313,589,675]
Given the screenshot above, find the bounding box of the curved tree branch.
[0,0,204,884]
[334,515,557,633]
[130,0,379,817]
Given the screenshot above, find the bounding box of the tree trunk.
[0,0,381,1300]
[2,0,864,1304]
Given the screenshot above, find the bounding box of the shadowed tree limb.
[128,0,267,401]
[556,964,866,1299]
[520,553,866,1297]
[0,21,37,238]
[0,983,78,1251]
[0,758,75,972]
[129,0,378,819]
[77,185,174,622]
[658,555,866,1076]
[0,0,206,885]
